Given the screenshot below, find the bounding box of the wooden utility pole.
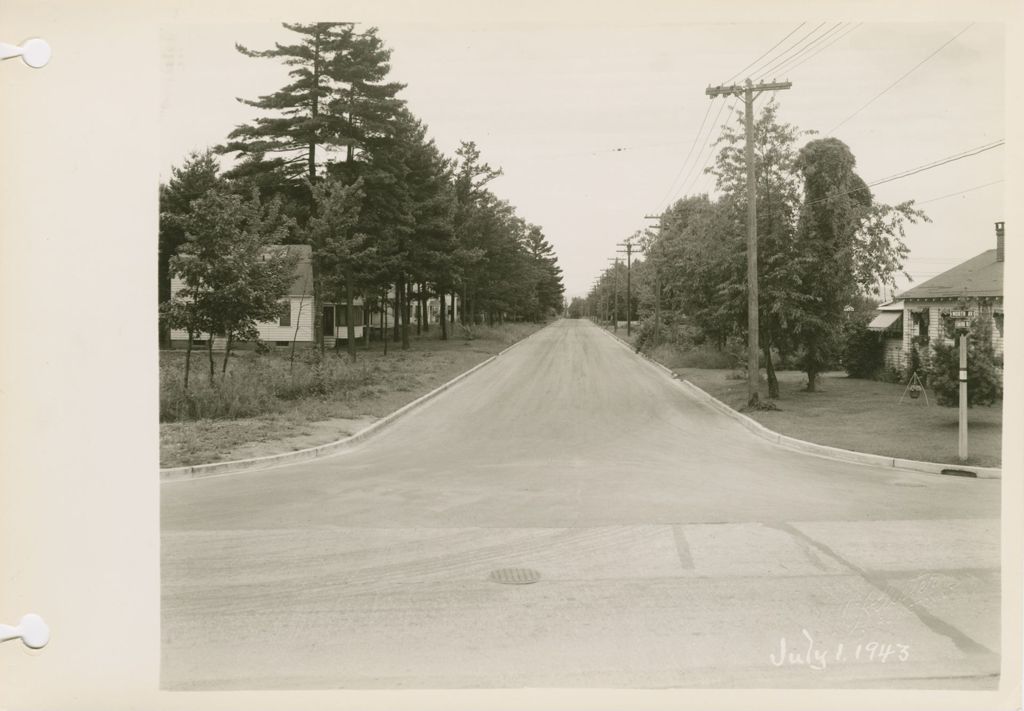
[607,257,620,332]
[705,78,792,407]
[617,240,635,336]
[644,215,664,348]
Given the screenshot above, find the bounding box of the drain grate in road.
[941,468,978,478]
[489,567,541,585]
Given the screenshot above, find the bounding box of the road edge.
[593,321,1001,480]
[160,322,550,483]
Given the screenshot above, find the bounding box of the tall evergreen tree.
[220,22,405,347]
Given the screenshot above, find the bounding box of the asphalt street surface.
[161,319,1001,689]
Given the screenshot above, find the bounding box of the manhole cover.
[489,567,541,585]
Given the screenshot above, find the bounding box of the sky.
[161,20,1006,300]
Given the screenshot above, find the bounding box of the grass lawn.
[677,367,1002,468]
[160,321,544,467]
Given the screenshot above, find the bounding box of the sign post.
[947,309,974,463]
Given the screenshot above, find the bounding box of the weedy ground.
[160,321,542,467]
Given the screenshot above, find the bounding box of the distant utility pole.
[705,78,792,407]
[617,240,635,336]
[644,214,663,348]
[607,257,620,332]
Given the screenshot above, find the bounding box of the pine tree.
[220,23,405,348]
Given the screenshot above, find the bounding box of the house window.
[278,301,291,327]
[910,310,929,338]
[994,311,1004,337]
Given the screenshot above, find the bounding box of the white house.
[169,244,364,349]
[870,221,1005,370]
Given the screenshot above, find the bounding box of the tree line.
[159,22,564,379]
[584,100,927,397]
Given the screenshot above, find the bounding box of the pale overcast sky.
[161,21,1005,299]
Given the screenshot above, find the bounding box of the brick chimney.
[996,221,1004,262]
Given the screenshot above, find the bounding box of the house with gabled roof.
[881,221,1005,370]
[169,244,364,349]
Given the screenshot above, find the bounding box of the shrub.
[842,325,884,379]
[927,317,1002,407]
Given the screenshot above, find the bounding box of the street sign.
[948,309,975,319]
[955,319,970,330]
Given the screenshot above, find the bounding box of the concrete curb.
[593,322,1002,480]
[160,324,549,482]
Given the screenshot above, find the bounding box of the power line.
[663,96,733,209]
[753,22,835,80]
[802,140,1004,208]
[678,97,741,200]
[827,23,974,135]
[768,23,854,76]
[721,23,806,84]
[756,22,847,78]
[915,179,1003,205]
[656,98,718,209]
[739,22,826,80]
[779,23,861,75]
[869,140,1002,188]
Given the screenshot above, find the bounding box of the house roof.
[897,250,1003,301]
[877,300,904,312]
[263,244,313,297]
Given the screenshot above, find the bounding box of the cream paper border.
[0,1,1020,709]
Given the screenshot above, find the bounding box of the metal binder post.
[0,614,50,649]
[0,38,51,68]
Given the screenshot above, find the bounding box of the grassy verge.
[602,327,1003,468]
[160,321,545,467]
[677,366,1002,468]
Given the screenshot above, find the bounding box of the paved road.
[161,319,1000,689]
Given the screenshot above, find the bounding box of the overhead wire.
[650,23,828,215]
[827,23,975,135]
[777,23,861,75]
[801,140,1004,209]
[753,22,840,80]
[655,98,718,208]
[915,179,1003,205]
[721,22,806,84]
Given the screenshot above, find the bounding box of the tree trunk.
[207,335,215,384]
[401,279,411,350]
[345,266,356,362]
[291,289,306,373]
[451,291,456,326]
[184,330,194,390]
[221,333,233,377]
[440,290,448,341]
[763,340,778,399]
[364,296,370,348]
[382,287,389,356]
[393,281,402,343]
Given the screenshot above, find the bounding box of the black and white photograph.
[2,2,1022,709]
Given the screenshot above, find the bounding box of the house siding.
[883,337,904,371]
[897,299,1004,370]
[169,275,316,346]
